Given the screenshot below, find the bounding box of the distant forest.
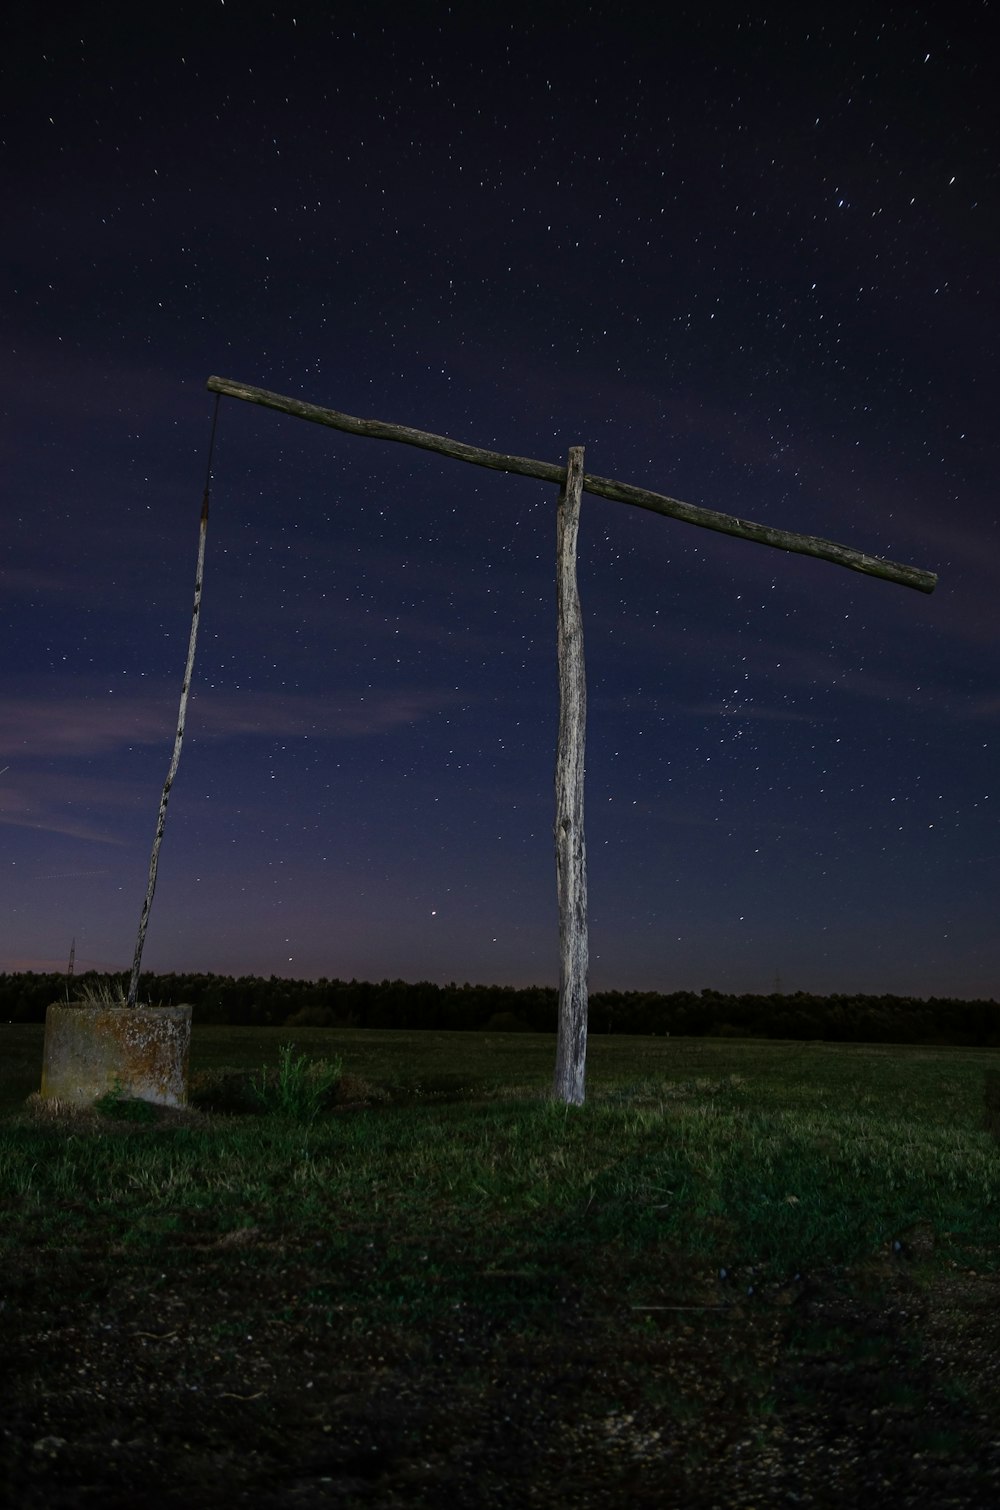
[3,971,999,1047]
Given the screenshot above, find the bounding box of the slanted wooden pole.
[553,447,589,1106]
[127,386,218,1010]
[127,491,209,1008]
[206,376,937,595]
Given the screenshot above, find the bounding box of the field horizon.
[4,970,998,1048]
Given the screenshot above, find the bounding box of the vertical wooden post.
[553,446,589,1105]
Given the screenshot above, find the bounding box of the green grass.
[248,1040,343,1121]
[4,1024,1000,1504]
[1,1025,998,1306]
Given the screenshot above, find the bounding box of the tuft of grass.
[249,1041,343,1123]
[73,978,128,1007]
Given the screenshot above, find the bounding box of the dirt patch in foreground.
[3,1222,999,1509]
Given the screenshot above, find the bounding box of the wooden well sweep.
[202,375,937,1105]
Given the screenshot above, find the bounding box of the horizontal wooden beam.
[206,375,937,594]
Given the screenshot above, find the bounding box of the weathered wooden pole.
[206,377,937,595]
[553,448,589,1106]
[127,401,217,1008]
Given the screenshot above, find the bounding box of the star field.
[1,3,996,996]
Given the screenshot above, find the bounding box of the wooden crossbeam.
[206,375,937,594]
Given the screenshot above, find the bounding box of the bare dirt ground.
[3,1221,1000,1509]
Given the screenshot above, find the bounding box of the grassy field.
[2,1024,999,1506]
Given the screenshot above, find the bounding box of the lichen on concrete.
[40,1003,192,1107]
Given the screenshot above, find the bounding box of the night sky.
[2,3,997,998]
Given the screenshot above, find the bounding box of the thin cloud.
[0,770,139,843]
[190,687,465,739]
[0,566,77,598]
[2,814,128,844]
[1,684,466,760]
[1,696,175,758]
[0,684,467,842]
[29,869,111,882]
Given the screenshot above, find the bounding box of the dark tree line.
[2,971,999,1047]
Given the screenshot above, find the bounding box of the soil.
[2,1109,999,1508]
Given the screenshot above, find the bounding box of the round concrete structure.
[41,1003,192,1107]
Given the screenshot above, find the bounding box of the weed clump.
[249,1043,343,1123]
